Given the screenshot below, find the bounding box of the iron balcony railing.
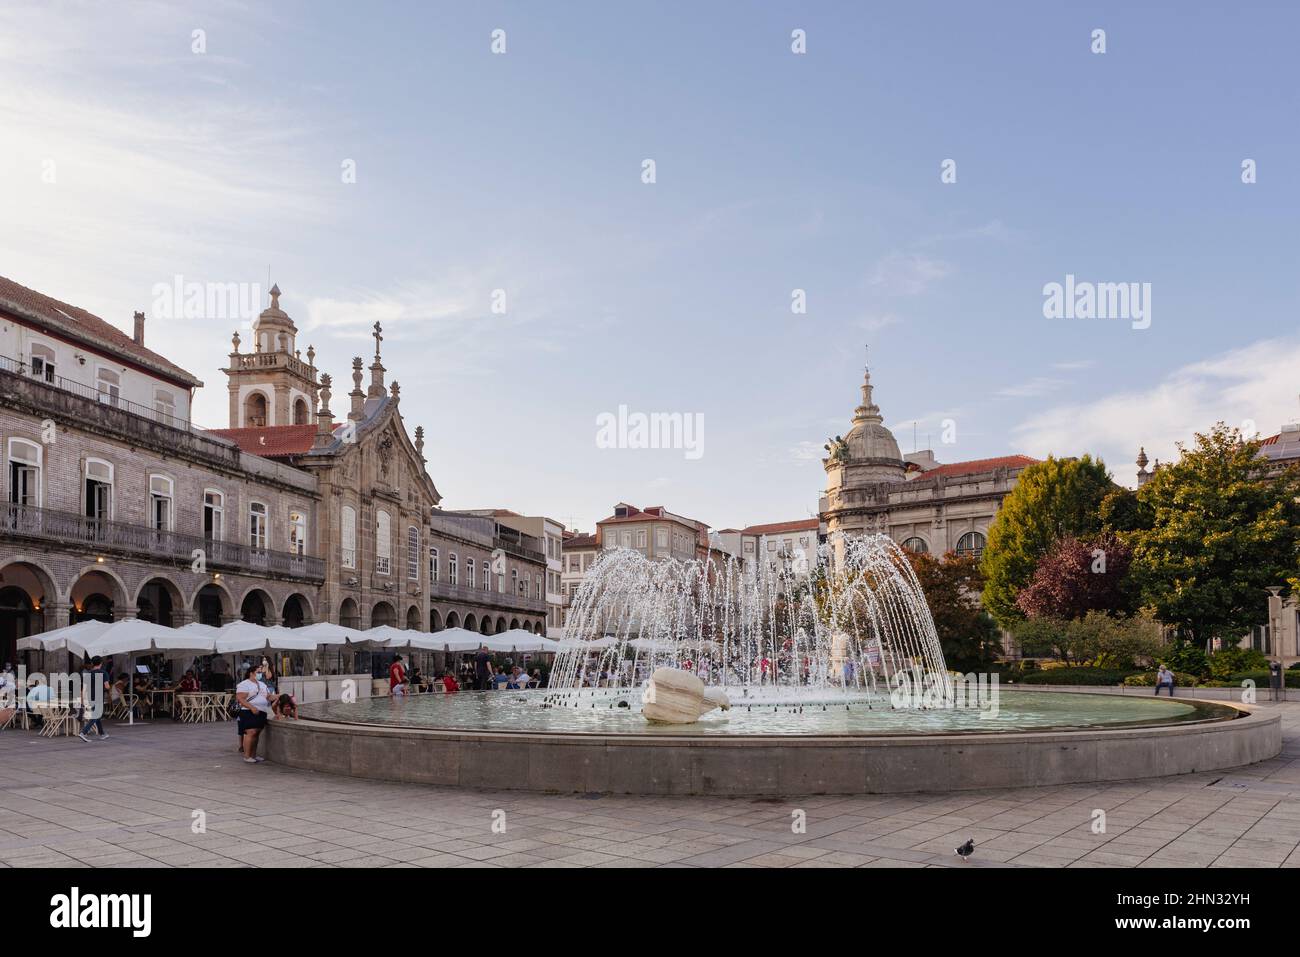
[1,502,324,581]
[426,578,547,614]
[0,353,220,434]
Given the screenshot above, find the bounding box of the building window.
[955,531,986,558]
[95,368,121,405]
[511,569,518,595]
[29,344,55,383]
[429,546,439,582]
[149,475,174,531]
[536,578,542,600]
[407,526,420,580]
[448,552,458,586]
[901,537,929,554]
[7,439,41,507]
[84,458,113,522]
[203,490,224,541]
[289,510,307,555]
[744,541,754,553]
[636,529,647,548]
[155,389,175,423]
[621,531,631,546]
[466,557,476,589]
[341,505,357,569]
[249,502,268,550]
[375,510,391,575]
[481,561,490,590]
[656,528,668,549]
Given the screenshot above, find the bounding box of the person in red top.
[389,654,407,697]
[441,672,459,693]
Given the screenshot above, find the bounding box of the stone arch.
[535,621,546,637]
[446,611,460,629]
[339,597,361,628]
[479,616,491,635]
[135,575,185,627]
[405,605,421,630]
[495,616,506,633]
[463,613,477,633]
[509,618,520,631]
[244,390,270,427]
[70,566,129,622]
[293,397,310,426]
[522,621,533,634]
[191,581,234,627]
[282,592,312,628]
[0,559,59,662]
[238,587,275,625]
[371,601,396,628]
[429,608,442,632]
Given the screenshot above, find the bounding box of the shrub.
[1207,647,1269,679]
[1020,667,1142,686]
[1122,671,1200,687]
[1161,644,1210,679]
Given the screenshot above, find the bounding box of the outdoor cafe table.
[176,692,229,722]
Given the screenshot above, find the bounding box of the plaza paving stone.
[0,698,1297,868]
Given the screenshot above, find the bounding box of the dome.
[828,365,906,478]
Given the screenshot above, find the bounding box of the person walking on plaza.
[77,656,111,742]
[389,654,408,697]
[1155,664,1176,697]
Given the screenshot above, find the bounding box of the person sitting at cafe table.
[176,670,201,694]
[441,671,460,693]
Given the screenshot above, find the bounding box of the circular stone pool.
[263,690,1279,796]
[296,689,1236,736]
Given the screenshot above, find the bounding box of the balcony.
[426,578,547,614]
[0,355,239,470]
[1,503,324,582]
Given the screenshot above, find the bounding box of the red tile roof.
[0,274,201,387]
[207,425,318,457]
[741,518,820,536]
[919,454,1039,479]
[1261,434,1279,446]
[563,533,598,550]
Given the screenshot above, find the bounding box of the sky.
[1,0,1297,533]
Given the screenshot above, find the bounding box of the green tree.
[980,455,1114,629]
[907,550,1002,672]
[1126,425,1300,646]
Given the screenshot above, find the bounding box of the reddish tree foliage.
[1015,533,1133,620]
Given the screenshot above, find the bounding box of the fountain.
[545,535,955,716]
[266,534,1277,794]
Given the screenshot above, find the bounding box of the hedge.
[1017,668,1142,686]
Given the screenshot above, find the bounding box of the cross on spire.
[373,321,383,358]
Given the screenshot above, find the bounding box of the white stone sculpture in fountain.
[641,667,731,724]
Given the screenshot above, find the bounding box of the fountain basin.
[263,690,1279,795]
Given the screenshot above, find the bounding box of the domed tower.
[820,360,907,541]
[224,284,320,428]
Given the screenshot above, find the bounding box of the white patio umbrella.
[66,619,215,726]
[369,626,455,651]
[493,629,551,652]
[430,627,492,652]
[68,619,210,658]
[215,621,318,654]
[16,618,111,653]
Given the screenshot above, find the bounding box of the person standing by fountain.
[389,654,408,697]
[474,646,491,690]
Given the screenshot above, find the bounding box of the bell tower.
[224,284,320,428]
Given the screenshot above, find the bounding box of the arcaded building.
[0,276,546,664]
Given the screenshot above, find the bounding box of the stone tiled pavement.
[1,701,1298,869]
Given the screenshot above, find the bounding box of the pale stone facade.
[819,365,1036,559]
